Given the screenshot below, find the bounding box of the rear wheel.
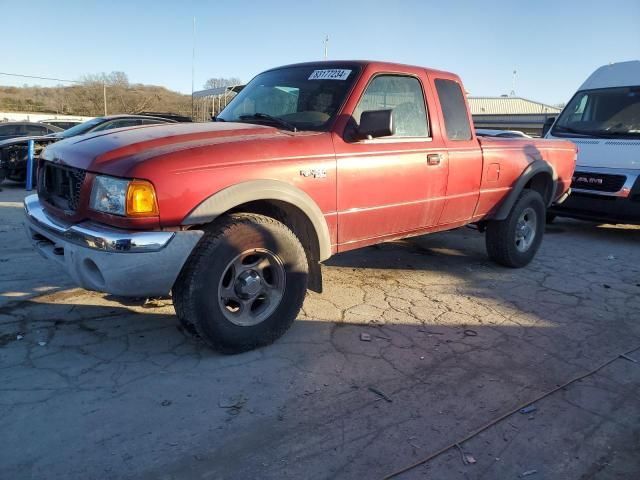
[173,213,308,353]
[486,189,545,268]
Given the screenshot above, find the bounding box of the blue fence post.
[26,139,34,191]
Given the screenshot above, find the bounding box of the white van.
[544,60,640,224]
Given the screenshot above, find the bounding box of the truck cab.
[545,60,640,224]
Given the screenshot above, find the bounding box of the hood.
[547,134,640,169]
[41,122,290,176]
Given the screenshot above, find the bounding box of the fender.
[183,179,333,261]
[492,160,556,221]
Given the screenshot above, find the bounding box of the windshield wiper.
[601,129,640,137]
[552,125,593,137]
[239,113,297,132]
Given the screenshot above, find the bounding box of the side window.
[354,75,429,137]
[110,119,143,129]
[25,125,46,135]
[142,119,168,125]
[91,120,115,132]
[0,125,19,136]
[92,119,142,132]
[434,79,472,141]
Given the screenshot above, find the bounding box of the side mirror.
[356,109,395,140]
[542,116,556,137]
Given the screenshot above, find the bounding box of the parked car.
[476,128,532,138]
[40,119,85,130]
[24,60,576,353]
[544,60,640,224]
[0,114,176,183]
[0,121,62,141]
[49,114,178,140]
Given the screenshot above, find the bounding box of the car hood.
[40,122,293,176]
[546,134,640,169]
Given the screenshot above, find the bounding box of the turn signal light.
[126,180,159,216]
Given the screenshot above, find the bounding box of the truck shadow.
[2,278,639,480]
[2,214,640,479]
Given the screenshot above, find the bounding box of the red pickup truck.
[24,61,576,353]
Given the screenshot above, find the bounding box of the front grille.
[38,161,86,212]
[571,171,626,193]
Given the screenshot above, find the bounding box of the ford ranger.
[24,61,577,353]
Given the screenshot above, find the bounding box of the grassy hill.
[0,73,192,117]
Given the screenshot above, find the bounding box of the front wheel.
[485,189,545,268]
[173,213,308,353]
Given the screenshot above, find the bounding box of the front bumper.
[549,167,640,224]
[23,194,203,297]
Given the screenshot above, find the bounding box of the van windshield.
[552,87,640,139]
[217,65,360,131]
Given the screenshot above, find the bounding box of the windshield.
[552,86,640,139]
[217,65,360,131]
[56,117,105,138]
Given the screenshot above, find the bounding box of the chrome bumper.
[23,194,203,297]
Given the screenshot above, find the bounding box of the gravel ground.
[1,182,639,480]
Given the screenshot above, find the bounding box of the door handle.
[427,153,442,166]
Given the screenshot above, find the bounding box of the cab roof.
[265,60,458,79]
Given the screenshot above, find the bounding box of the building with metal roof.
[468,96,561,136]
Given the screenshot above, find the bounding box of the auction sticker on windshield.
[308,69,352,80]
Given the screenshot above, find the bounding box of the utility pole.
[510,69,517,97]
[323,35,329,60]
[191,16,196,119]
[103,82,107,115]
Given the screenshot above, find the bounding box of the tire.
[546,213,556,224]
[173,213,308,353]
[485,189,545,268]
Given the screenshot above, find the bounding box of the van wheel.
[485,189,545,268]
[173,213,308,354]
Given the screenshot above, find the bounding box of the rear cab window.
[434,79,472,141]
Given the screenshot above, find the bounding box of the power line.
[0,72,83,84]
[0,71,108,115]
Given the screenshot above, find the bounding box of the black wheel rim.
[217,248,286,326]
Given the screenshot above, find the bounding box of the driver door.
[333,73,449,250]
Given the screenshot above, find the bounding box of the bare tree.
[203,77,242,90]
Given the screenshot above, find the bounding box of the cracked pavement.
[1,183,639,479]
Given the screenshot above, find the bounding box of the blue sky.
[1,0,638,104]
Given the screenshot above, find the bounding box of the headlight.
[90,175,158,217]
[90,175,128,216]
